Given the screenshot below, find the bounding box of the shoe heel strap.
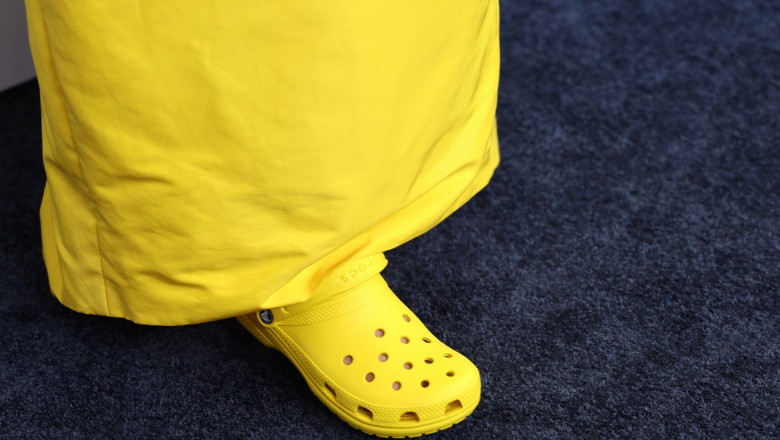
[313,253,388,298]
[274,274,386,326]
[259,254,387,326]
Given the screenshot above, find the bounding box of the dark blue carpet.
[1,1,777,438]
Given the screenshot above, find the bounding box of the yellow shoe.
[237,255,481,437]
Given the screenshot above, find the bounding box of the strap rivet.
[259,309,274,325]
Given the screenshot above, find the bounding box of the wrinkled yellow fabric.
[26,0,500,325]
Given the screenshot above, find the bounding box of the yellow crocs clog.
[237,255,481,437]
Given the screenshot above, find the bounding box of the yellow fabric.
[26,0,501,325]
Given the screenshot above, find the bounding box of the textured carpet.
[1,1,778,438]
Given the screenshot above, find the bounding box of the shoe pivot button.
[259,309,274,325]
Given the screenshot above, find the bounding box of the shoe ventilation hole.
[422,337,431,343]
[421,380,430,388]
[425,358,434,364]
[375,329,385,338]
[404,362,413,370]
[402,314,410,322]
[447,371,455,377]
[400,411,419,422]
[357,406,373,421]
[323,383,336,399]
[365,372,375,382]
[342,355,353,365]
[445,400,463,414]
[378,353,389,362]
[400,336,409,344]
[443,353,453,358]
[392,381,402,390]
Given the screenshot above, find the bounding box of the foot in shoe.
[237,255,481,437]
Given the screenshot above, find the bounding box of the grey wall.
[1,0,36,92]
